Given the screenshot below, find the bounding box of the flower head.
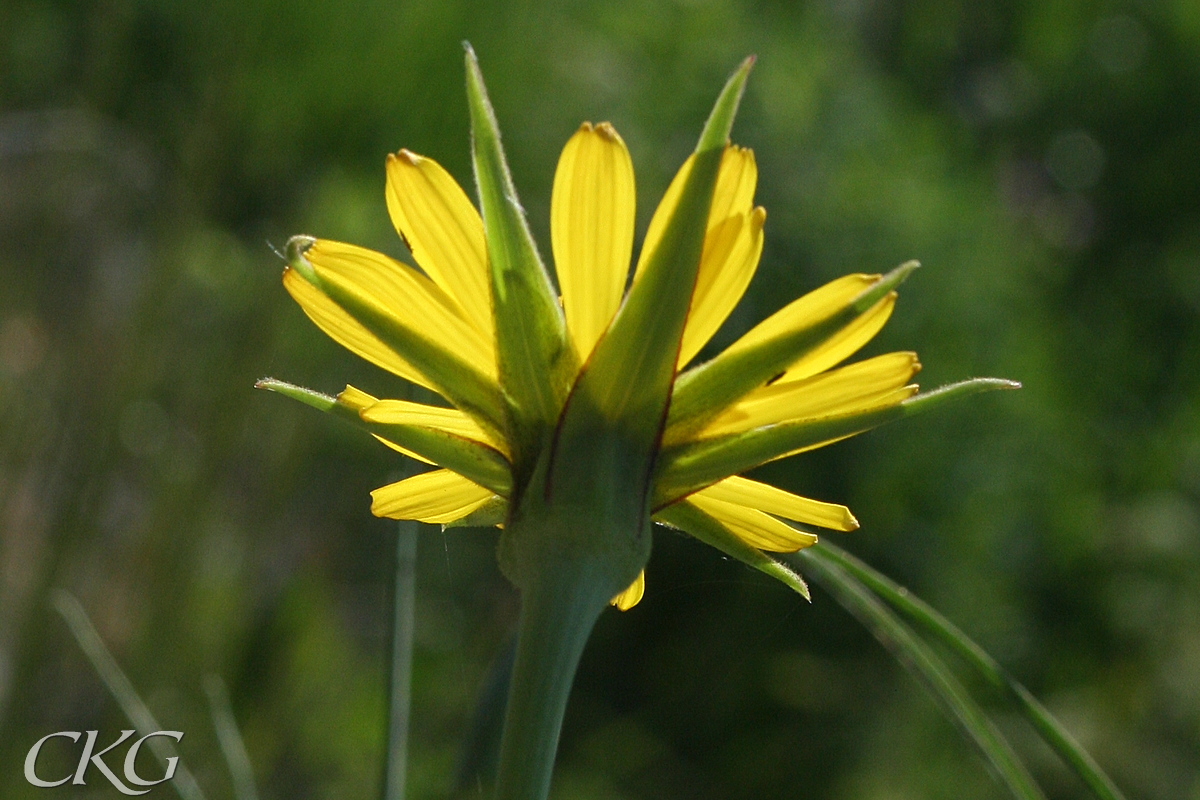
[262,52,1014,610]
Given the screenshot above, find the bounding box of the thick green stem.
[492,563,611,800]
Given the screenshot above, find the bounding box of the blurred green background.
[2,0,1198,798]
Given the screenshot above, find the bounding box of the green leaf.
[666,260,919,440]
[655,377,1019,505]
[813,541,1128,800]
[655,501,809,599]
[464,44,575,466]
[790,548,1047,800]
[256,378,512,496]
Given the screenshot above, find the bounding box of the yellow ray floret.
[338,384,378,411]
[678,206,765,367]
[303,239,497,380]
[283,268,433,390]
[385,150,494,339]
[371,469,496,523]
[360,398,506,455]
[774,292,896,384]
[701,352,921,439]
[610,570,645,611]
[685,493,818,553]
[632,145,762,369]
[551,122,636,360]
[636,145,757,278]
[724,272,881,356]
[693,476,858,532]
[335,385,439,465]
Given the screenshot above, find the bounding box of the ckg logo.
[24,730,184,795]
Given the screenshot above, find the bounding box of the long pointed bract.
[256,379,512,495]
[546,57,754,522]
[656,378,1019,504]
[465,44,576,477]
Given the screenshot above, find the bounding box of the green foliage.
[2,2,1198,799]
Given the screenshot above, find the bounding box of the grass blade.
[52,590,207,800]
[790,550,1046,800]
[452,633,517,796]
[812,541,1128,800]
[202,675,259,800]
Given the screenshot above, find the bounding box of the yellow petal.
[693,476,858,531]
[773,388,917,461]
[304,239,497,379]
[708,145,757,226]
[283,267,433,389]
[677,206,765,367]
[774,293,896,384]
[635,145,757,279]
[701,352,920,438]
[686,493,818,553]
[361,398,504,453]
[385,151,493,338]
[330,385,438,463]
[725,273,880,355]
[372,435,435,464]
[371,469,495,523]
[610,570,645,611]
[551,122,636,359]
[337,384,378,411]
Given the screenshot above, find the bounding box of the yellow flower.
[265,56,1011,611]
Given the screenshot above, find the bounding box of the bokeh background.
[2,0,1198,798]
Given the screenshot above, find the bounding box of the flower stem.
[383,522,418,800]
[492,561,611,800]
